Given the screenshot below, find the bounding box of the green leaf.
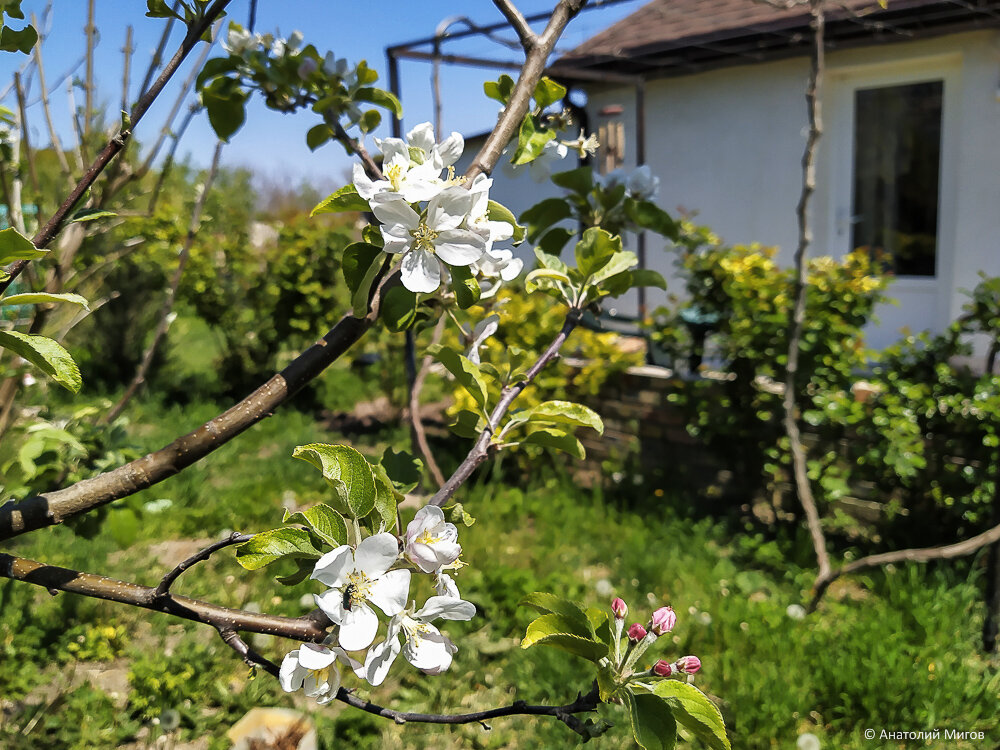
[589,251,638,287]
[624,690,678,750]
[484,74,515,105]
[145,0,182,20]
[195,54,240,90]
[292,444,377,518]
[358,109,381,134]
[0,330,81,392]
[537,227,574,257]
[597,665,621,702]
[435,347,489,408]
[381,286,418,332]
[630,268,668,289]
[306,123,333,151]
[443,502,476,527]
[369,465,400,532]
[0,23,37,54]
[69,208,117,224]
[275,558,316,586]
[342,242,384,316]
[653,681,731,750]
[534,246,569,274]
[1,292,90,311]
[522,428,585,459]
[576,227,621,278]
[282,503,348,548]
[587,607,612,649]
[520,592,594,637]
[450,264,481,309]
[353,87,402,118]
[533,77,567,109]
[552,166,594,195]
[524,400,604,434]
[0,227,46,265]
[200,78,248,142]
[235,528,323,570]
[450,409,487,439]
[381,448,422,494]
[354,60,379,85]
[486,200,525,245]
[512,114,556,166]
[626,199,678,240]
[520,197,572,243]
[524,268,571,296]
[311,184,370,216]
[521,613,608,662]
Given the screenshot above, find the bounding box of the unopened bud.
[652,659,675,677]
[675,655,701,674]
[611,598,628,620]
[297,58,318,80]
[650,606,676,636]
[627,623,647,642]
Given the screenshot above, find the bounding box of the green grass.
[2,399,998,749]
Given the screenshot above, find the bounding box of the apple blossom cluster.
[596,165,660,201]
[607,596,701,683]
[354,122,523,295]
[279,506,475,704]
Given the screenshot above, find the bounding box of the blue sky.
[0,1,642,189]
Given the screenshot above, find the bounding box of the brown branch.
[137,2,180,99]
[0,0,232,296]
[465,0,588,181]
[14,73,40,198]
[411,316,448,488]
[31,12,74,184]
[104,141,224,424]
[782,0,831,581]
[0,552,329,641]
[154,531,252,599]
[430,308,583,507]
[810,520,1000,611]
[493,0,538,50]
[83,0,96,152]
[332,120,383,181]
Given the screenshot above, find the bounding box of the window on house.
[851,80,943,277]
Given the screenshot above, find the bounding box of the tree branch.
[493,0,538,50]
[31,11,74,184]
[465,0,588,181]
[429,308,583,507]
[782,0,831,580]
[410,316,448,488]
[0,0,232,296]
[154,531,251,600]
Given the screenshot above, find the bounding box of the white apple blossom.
[529,140,569,183]
[312,533,411,652]
[404,505,462,573]
[435,571,461,599]
[364,596,476,686]
[223,24,255,56]
[466,174,514,254]
[595,168,626,190]
[626,165,659,200]
[464,314,499,366]
[371,189,486,294]
[278,641,363,704]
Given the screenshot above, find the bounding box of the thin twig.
[782,0,831,581]
[31,12,73,183]
[136,2,180,99]
[104,141,224,423]
[155,532,252,599]
[14,73,40,198]
[0,0,232,296]
[430,308,583,507]
[411,316,448,488]
[83,0,96,152]
[147,103,200,214]
[493,0,538,49]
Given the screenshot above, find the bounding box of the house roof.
[554,0,1000,79]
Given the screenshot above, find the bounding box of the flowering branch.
[0,0,233,297]
[429,308,583,507]
[153,531,252,599]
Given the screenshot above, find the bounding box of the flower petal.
[353,162,378,201]
[354,532,401,578]
[416,595,477,621]
[363,632,402,686]
[401,248,443,293]
[338,602,380,651]
[279,650,305,692]
[314,588,347,625]
[381,222,413,255]
[406,122,436,154]
[434,132,464,168]
[368,569,411,617]
[427,188,473,232]
[403,624,456,673]
[371,195,419,228]
[297,642,337,671]
[434,230,486,266]
[311,546,354,588]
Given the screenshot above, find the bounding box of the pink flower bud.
[675,655,701,674]
[627,623,647,642]
[650,606,676,636]
[611,597,628,620]
[652,659,675,677]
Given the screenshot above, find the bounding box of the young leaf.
[69,208,117,224]
[1,292,90,311]
[292,444,377,518]
[353,87,403,118]
[524,400,604,434]
[575,228,621,278]
[311,184,370,216]
[0,227,46,265]
[235,528,323,570]
[588,251,638,287]
[342,242,384,316]
[450,264,481,309]
[368,465,399,533]
[533,77,567,110]
[486,200,525,245]
[551,166,594,196]
[0,23,37,54]
[624,690,678,750]
[381,447,423,494]
[443,502,476,527]
[275,558,317,586]
[520,197,572,243]
[306,123,333,151]
[381,286,418,332]
[512,114,556,166]
[435,347,489,408]
[520,592,593,636]
[626,199,678,240]
[0,331,81,392]
[537,227,574,257]
[483,74,515,105]
[522,428,585,459]
[200,79,248,142]
[282,503,348,548]
[653,681,731,750]
[521,613,608,662]
[450,409,487,439]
